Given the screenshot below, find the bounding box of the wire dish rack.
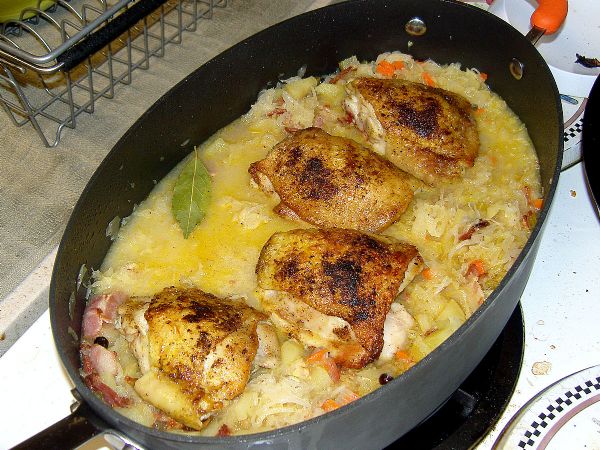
[0,0,227,147]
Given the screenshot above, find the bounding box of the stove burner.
[388,304,524,449]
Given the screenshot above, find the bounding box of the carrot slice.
[307,348,340,382]
[523,185,543,210]
[376,60,395,77]
[306,348,328,363]
[467,259,486,278]
[422,72,436,87]
[321,399,340,412]
[479,72,488,81]
[392,60,405,70]
[319,357,341,383]
[422,268,434,280]
[339,390,360,406]
[394,350,412,361]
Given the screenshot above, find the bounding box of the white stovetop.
[0,161,598,449]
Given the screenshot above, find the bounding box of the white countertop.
[1,161,598,449]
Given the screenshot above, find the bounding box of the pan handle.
[531,0,568,34]
[11,400,140,450]
[57,0,169,72]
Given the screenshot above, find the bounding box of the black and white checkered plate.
[561,94,588,170]
[494,364,600,449]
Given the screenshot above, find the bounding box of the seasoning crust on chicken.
[256,228,423,368]
[249,127,414,232]
[116,286,265,430]
[345,77,479,185]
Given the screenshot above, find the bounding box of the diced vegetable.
[466,259,486,278]
[422,72,436,87]
[422,326,454,349]
[338,390,360,405]
[247,118,281,134]
[309,365,333,389]
[284,76,318,100]
[320,389,359,413]
[339,56,359,70]
[376,60,395,77]
[321,399,340,412]
[392,60,405,70]
[315,83,346,106]
[436,299,466,331]
[415,313,435,334]
[394,350,412,362]
[202,137,227,158]
[353,366,381,394]
[409,336,431,361]
[306,348,340,382]
[306,348,328,363]
[231,391,255,420]
[319,357,340,382]
[422,268,434,280]
[281,339,304,365]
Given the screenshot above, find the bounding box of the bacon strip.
[459,219,490,241]
[267,108,286,117]
[84,373,131,407]
[82,292,128,339]
[337,110,354,124]
[217,424,232,436]
[81,343,119,375]
[329,66,356,84]
[82,307,103,339]
[90,344,119,376]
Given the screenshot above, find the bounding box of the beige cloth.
[0,0,327,300]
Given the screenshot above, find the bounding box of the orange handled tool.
[527,0,568,43]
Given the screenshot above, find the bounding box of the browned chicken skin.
[117,287,265,430]
[345,77,479,185]
[249,127,414,232]
[256,228,423,368]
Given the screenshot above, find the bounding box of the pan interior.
[49,0,562,447]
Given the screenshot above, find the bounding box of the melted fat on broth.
[90,51,541,435]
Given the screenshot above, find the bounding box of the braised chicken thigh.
[345,78,479,185]
[116,287,265,430]
[249,127,414,232]
[256,228,423,369]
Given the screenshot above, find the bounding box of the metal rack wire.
[0,0,227,147]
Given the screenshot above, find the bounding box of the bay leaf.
[171,148,212,238]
